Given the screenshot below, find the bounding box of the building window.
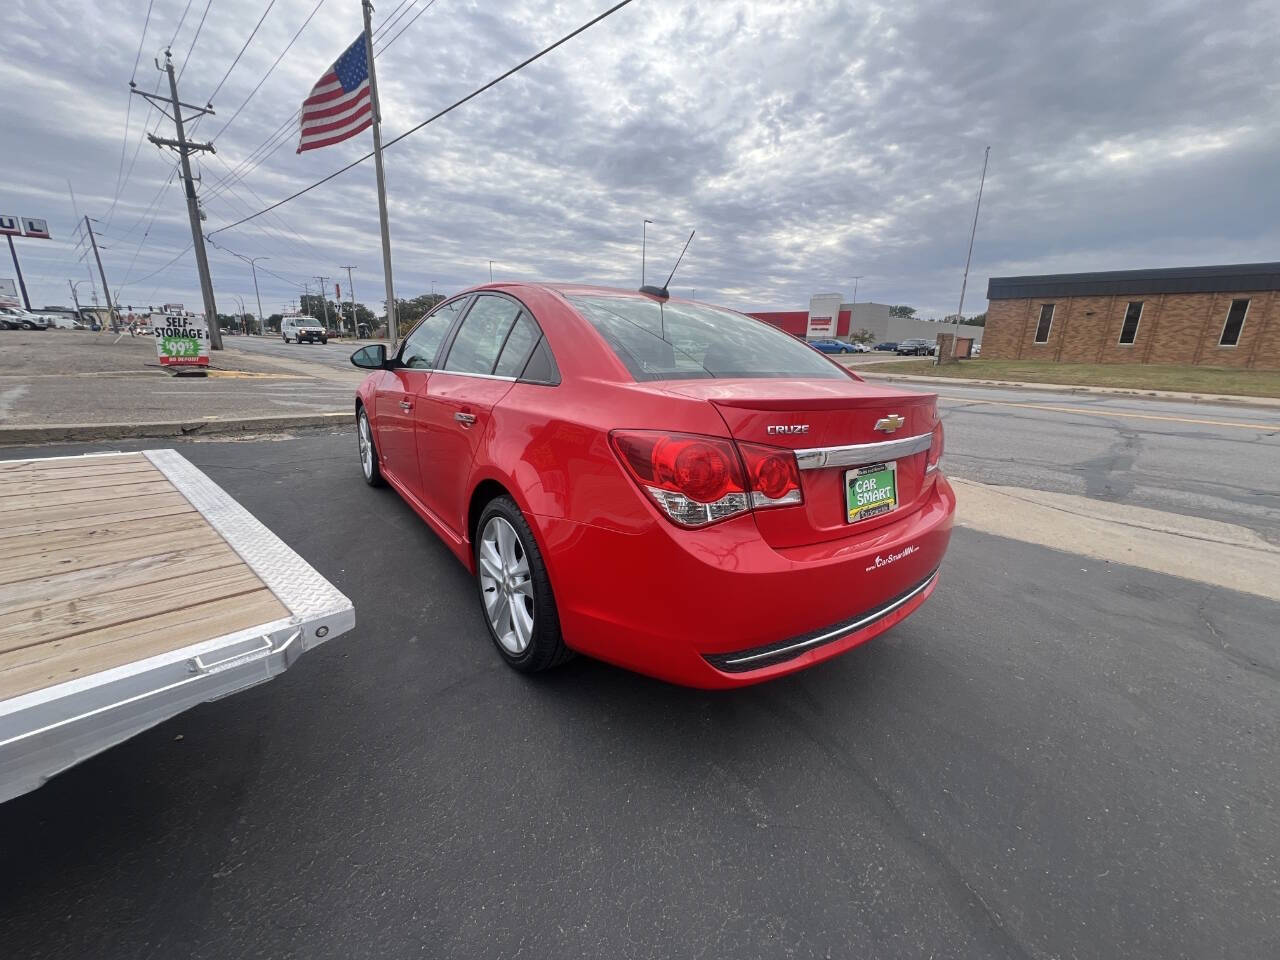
[1118,301,1143,345]
[1034,304,1055,343]
[1219,299,1249,347]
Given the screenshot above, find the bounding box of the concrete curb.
[0,412,353,446]
[852,370,1280,408]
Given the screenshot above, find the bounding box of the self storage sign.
[153,315,210,368]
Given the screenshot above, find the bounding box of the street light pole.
[231,253,269,336]
[642,219,653,285]
[850,275,864,339]
[340,265,358,337]
[489,260,494,282]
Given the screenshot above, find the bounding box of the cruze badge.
[874,414,905,433]
[767,424,809,435]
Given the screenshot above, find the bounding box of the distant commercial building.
[982,262,1280,369]
[748,294,982,345]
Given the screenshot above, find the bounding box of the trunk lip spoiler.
[793,432,933,471]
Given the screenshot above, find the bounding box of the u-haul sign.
[0,215,20,236]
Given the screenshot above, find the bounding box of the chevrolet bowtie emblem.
[874,414,905,433]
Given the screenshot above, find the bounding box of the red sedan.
[350,284,954,688]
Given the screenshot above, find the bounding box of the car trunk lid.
[660,378,939,548]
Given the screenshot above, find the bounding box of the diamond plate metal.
[144,448,353,623]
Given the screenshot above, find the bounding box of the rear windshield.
[567,295,848,381]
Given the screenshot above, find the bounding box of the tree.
[397,293,444,321]
[267,313,283,333]
[960,313,986,327]
[849,327,875,344]
[889,305,917,318]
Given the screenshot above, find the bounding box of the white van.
[281,315,328,344]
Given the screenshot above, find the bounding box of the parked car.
[350,284,953,688]
[874,341,898,351]
[808,337,857,354]
[849,341,872,353]
[896,338,935,356]
[0,306,48,330]
[281,315,328,344]
[971,343,982,356]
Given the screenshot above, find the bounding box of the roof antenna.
[640,229,694,300]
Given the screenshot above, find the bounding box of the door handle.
[399,400,413,411]
[454,411,477,425]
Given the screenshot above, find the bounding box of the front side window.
[401,297,468,368]
[567,295,847,381]
[1219,299,1249,347]
[443,295,522,374]
[1118,301,1143,345]
[1034,304,1055,343]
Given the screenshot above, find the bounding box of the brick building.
[982,262,1280,369]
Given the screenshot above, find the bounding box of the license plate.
[845,461,898,523]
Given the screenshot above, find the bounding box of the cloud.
[1,0,1277,318]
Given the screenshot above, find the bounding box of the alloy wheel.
[358,413,373,479]
[478,516,535,655]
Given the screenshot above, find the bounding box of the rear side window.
[493,312,539,378]
[401,297,468,368]
[519,338,560,385]
[444,295,522,374]
[567,296,846,381]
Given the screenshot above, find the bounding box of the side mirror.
[351,344,388,370]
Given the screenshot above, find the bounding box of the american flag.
[297,33,373,153]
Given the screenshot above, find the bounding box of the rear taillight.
[737,440,803,509]
[927,421,944,473]
[610,431,803,528]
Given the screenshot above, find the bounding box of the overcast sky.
[3,0,1277,318]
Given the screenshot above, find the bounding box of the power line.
[209,0,327,144]
[210,0,639,237]
[168,0,196,47]
[203,0,279,104]
[376,0,437,53]
[105,0,158,230]
[176,0,216,83]
[373,0,416,42]
[202,0,429,202]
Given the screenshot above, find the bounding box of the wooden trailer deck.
[0,453,289,701]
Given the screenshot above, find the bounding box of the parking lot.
[2,382,1277,959]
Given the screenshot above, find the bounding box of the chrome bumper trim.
[793,432,933,471]
[704,568,939,673]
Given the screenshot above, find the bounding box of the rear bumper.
[535,474,955,688]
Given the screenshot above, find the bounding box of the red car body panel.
[355,283,955,688]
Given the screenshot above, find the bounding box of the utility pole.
[489,260,494,282]
[138,50,223,349]
[83,217,118,332]
[340,265,358,337]
[315,276,333,331]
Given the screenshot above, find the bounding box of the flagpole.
[362,0,398,344]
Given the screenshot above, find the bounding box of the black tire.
[474,495,572,673]
[356,406,385,487]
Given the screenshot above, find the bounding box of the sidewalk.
[848,367,1280,408]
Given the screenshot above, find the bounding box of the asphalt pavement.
[1,429,1277,959]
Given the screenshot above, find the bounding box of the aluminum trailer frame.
[0,449,355,803]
